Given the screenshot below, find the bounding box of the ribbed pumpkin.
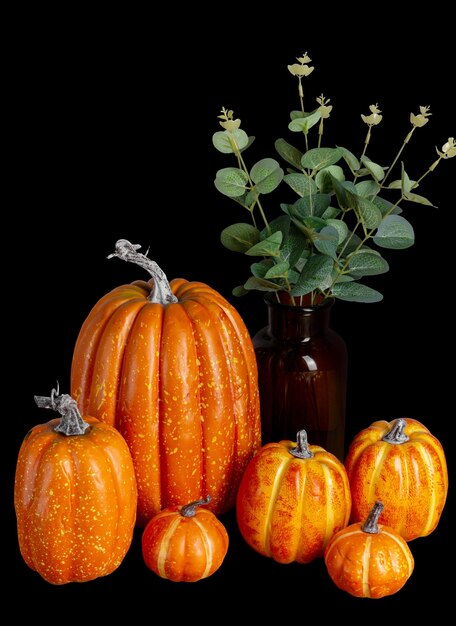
[345,418,448,541]
[325,501,414,599]
[14,389,137,585]
[71,239,261,526]
[236,430,351,563]
[142,496,229,582]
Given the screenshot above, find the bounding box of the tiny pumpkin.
[142,496,229,582]
[325,501,414,599]
[14,389,137,585]
[345,418,448,541]
[236,430,351,564]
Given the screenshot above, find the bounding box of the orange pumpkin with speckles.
[236,430,351,563]
[325,501,414,598]
[71,240,261,526]
[14,391,137,585]
[345,418,448,541]
[142,496,229,582]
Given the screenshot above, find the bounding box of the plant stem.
[230,136,271,234]
[298,78,305,114]
[381,126,417,187]
[304,131,309,153]
[284,276,296,305]
[353,127,372,182]
[336,219,362,261]
[412,156,442,188]
[318,118,324,148]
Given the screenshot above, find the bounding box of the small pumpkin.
[325,501,414,598]
[236,430,351,563]
[71,239,261,526]
[14,389,137,585]
[142,496,229,582]
[345,418,448,541]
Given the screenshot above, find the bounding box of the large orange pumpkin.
[236,430,351,563]
[14,389,137,585]
[325,501,414,599]
[142,496,229,582]
[71,239,261,526]
[345,418,448,541]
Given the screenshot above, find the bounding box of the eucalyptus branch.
[213,61,452,304]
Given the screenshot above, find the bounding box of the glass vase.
[252,294,347,460]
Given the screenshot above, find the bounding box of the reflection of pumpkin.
[325,501,414,599]
[142,496,229,582]
[236,430,351,563]
[71,240,261,526]
[14,390,137,584]
[345,418,448,541]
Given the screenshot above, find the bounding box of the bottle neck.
[266,296,333,340]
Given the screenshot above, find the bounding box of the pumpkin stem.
[108,239,178,305]
[289,430,314,459]
[180,496,212,518]
[34,387,90,436]
[382,418,410,444]
[362,500,384,534]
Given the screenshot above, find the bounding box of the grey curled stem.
[108,239,178,305]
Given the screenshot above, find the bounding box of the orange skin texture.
[236,439,351,563]
[324,520,414,598]
[71,278,261,526]
[345,418,448,541]
[14,416,137,585]
[142,504,229,582]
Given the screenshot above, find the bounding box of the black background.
[5,8,454,617]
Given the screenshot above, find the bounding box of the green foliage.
[213,56,445,305]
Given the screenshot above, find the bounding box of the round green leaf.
[232,285,249,297]
[265,261,290,279]
[315,165,345,192]
[332,282,383,303]
[244,276,280,291]
[250,158,284,194]
[313,225,339,259]
[274,138,303,169]
[348,251,389,276]
[361,156,385,182]
[373,215,415,249]
[356,180,380,198]
[220,223,260,252]
[326,219,348,245]
[283,173,317,197]
[214,167,249,197]
[288,110,321,134]
[212,129,249,154]
[356,197,382,229]
[301,147,343,171]
[245,231,283,257]
[290,254,334,296]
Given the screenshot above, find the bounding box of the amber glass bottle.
[253,295,347,460]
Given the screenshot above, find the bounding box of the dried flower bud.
[288,53,314,78]
[437,137,456,159]
[316,94,333,119]
[218,107,241,131]
[297,53,312,64]
[288,63,314,77]
[220,119,241,131]
[361,104,383,126]
[410,105,431,128]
